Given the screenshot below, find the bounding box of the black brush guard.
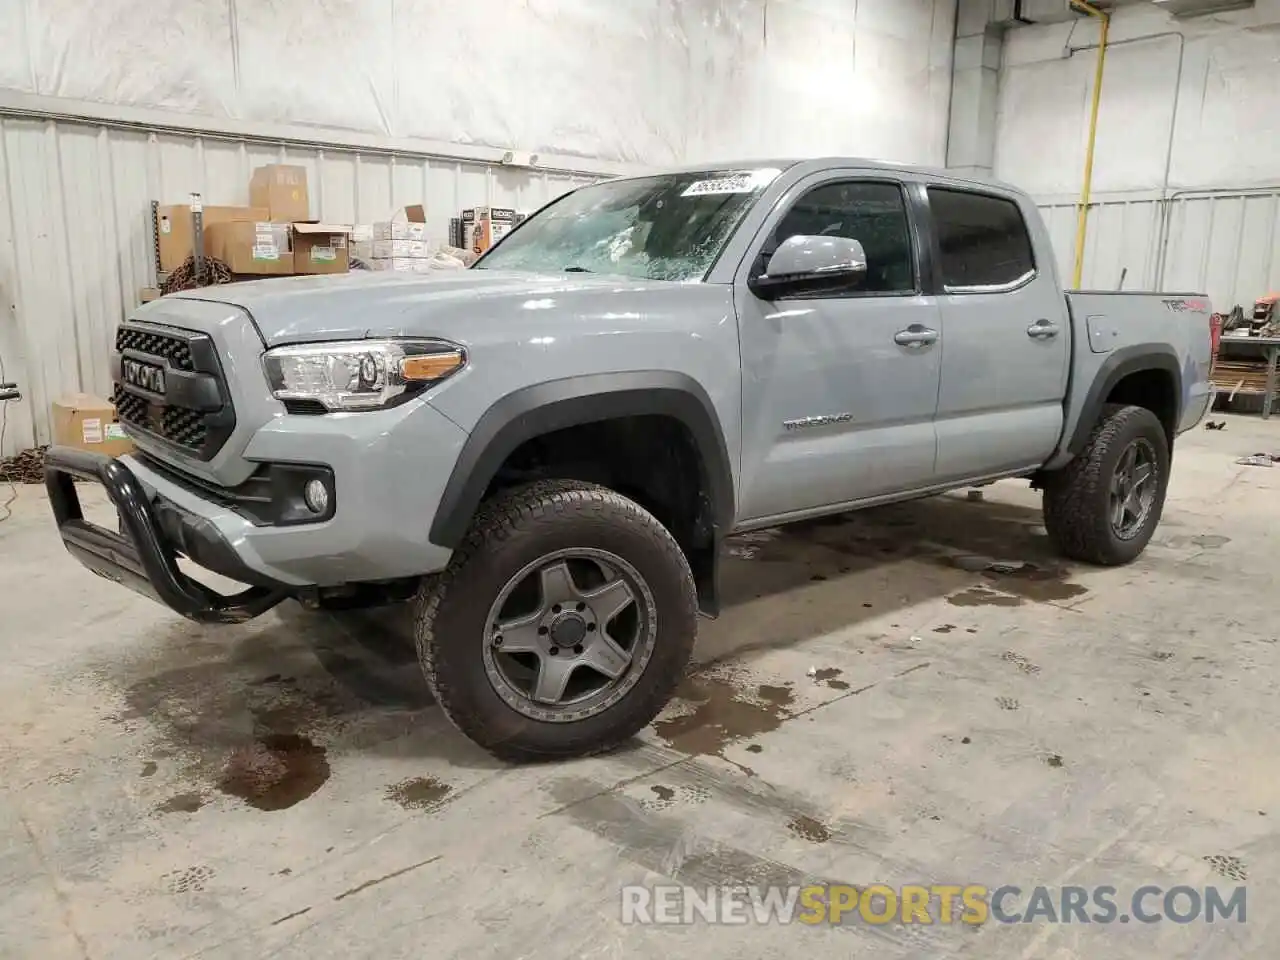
[44,446,288,624]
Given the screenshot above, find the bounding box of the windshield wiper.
[563,265,593,273]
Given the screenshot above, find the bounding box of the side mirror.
[750,235,868,298]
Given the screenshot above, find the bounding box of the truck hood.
[173,269,696,347]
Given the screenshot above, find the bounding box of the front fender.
[427,371,735,548]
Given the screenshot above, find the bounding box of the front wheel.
[414,480,698,762]
[1042,404,1171,566]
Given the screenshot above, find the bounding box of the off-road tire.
[414,479,698,762]
[1042,403,1170,565]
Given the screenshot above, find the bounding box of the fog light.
[303,478,330,515]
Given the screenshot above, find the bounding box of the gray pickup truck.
[46,158,1213,761]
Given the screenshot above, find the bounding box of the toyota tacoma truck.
[46,159,1213,761]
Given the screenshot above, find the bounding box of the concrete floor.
[1,415,1277,958]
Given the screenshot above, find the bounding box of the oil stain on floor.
[653,675,795,764]
[982,563,1088,603]
[948,587,1024,608]
[811,668,850,691]
[155,792,204,815]
[218,733,330,812]
[386,776,453,811]
[787,815,831,843]
[943,557,1088,606]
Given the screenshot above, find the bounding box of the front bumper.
[44,446,289,624]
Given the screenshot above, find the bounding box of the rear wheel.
[1042,404,1170,565]
[414,480,697,762]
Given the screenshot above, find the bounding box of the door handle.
[1027,320,1060,339]
[894,325,939,348]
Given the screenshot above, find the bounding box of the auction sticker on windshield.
[682,169,781,197]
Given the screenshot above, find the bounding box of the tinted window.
[929,188,1035,290]
[772,181,915,294]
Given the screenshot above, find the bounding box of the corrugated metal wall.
[1037,188,1280,306]
[0,113,604,456]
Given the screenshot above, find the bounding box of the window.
[770,181,915,295]
[928,188,1035,290]
[475,167,782,282]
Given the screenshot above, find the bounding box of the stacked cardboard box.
[354,207,438,273]
[154,165,352,280]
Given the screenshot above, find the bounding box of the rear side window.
[928,188,1035,290]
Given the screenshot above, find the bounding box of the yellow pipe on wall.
[1071,0,1111,289]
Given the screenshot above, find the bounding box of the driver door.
[735,175,942,523]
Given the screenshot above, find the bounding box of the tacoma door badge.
[784,412,853,432]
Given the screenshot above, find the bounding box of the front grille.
[112,321,233,460]
[116,327,194,371]
[161,404,208,448]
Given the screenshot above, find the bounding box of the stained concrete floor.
[1,415,1277,959]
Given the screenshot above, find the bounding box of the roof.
[600,156,1023,195]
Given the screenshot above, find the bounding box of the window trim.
[925,184,1038,296]
[749,176,923,301]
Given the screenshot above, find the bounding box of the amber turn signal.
[400,350,465,382]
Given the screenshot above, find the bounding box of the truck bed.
[1048,290,1215,469]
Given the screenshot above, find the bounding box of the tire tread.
[1043,403,1167,566]
[414,479,696,763]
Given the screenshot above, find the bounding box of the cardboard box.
[372,221,426,241]
[139,287,161,303]
[250,164,310,222]
[293,223,351,274]
[372,238,429,259]
[156,205,268,272]
[371,204,428,240]
[51,394,134,457]
[370,258,431,274]
[205,221,293,275]
[463,206,517,255]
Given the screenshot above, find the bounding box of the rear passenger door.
[926,186,1070,480]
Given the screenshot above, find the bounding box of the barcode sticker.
[681,168,781,197]
[253,244,280,261]
[82,418,103,444]
[106,423,127,440]
[311,246,336,262]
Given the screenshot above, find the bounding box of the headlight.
[263,339,465,412]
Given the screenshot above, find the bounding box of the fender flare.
[428,371,736,548]
[1067,344,1183,455]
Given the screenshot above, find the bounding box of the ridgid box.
[156,205,267,272]
[249,164,310,222]
[50,394,134,457]
[462,206,517,255]
[205,221,293,275]
[292,223,351,274]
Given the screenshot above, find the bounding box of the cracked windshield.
[475,167,783,281]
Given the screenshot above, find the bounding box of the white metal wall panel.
[0,115,601,455]
[1034,199,1163,293]
[1036,188,1280,309]
[1160,192,1280,308]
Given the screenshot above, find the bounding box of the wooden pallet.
[1210,358,1272,397]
